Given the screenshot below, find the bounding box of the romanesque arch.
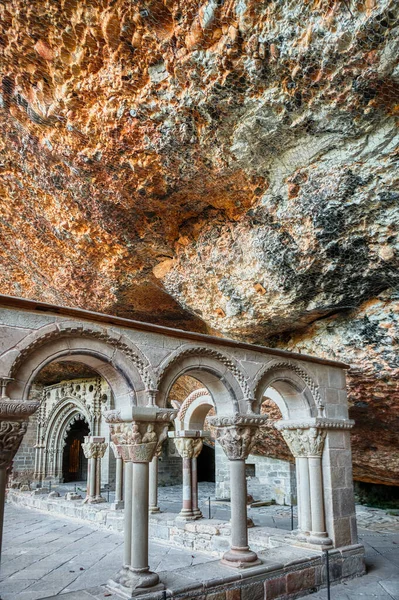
[252,360,322,419]
[174,388,214,432]
[3,321,157,408]
[155,345,251,415]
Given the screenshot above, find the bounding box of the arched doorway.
[62,416,90,482]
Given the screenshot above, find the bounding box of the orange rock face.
[0,0,398,484]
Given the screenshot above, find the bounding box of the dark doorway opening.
[62,418,90,482]
[197,443,215,482]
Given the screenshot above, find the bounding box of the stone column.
[149,453,160,514]
[279,424,332,547]
[123,461,133,567]
[110,442,124,510]
[191,456,201,519]
[173,435,203,521]
[208,414,268,568]
[82,436,108,504]
[0,384,39,562]
[105,407,176,598]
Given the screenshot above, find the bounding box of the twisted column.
[82,437,108,504]
[0,381,39,562]
[208,414,268,569]
[279,424,331,546]
[105,407,176,598]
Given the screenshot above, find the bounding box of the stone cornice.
[275,418,355,431]
[0,399,40,420]
[207,413,269,428]
[104,406,177,424]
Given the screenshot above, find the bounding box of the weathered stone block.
[206,592,226,600]
[342,555,366,578]
[226,589,241,600]
[241,582,264,600]
[264,576,287,600]
[286,567,316,594]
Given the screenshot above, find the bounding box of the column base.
[308,531,333,546]
[287,532,333,550]
[177,509,196,521]
[108,566,164,598]
[221,546,261,569]
[111,500,125,510]
[149,505,160,514]
[192,509,203,519]
[295,530,310,542]
[84,496,106,504]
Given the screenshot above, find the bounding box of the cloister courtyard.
[1,484,399,600]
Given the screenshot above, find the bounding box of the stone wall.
[158,439,183,487]
[12,416,36,476]
[215,444,296,505]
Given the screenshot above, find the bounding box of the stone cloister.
[0,294,364,599]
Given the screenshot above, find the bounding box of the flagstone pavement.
[0,483,398,600]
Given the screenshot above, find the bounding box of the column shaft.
[115,457,123,504]
[149,456,159,514]
[89,457,96,500]
[191,457,202,519]
[0,467,6,562]
[131,462,149,570]
[297,456,312,537]
[124,462,133,567]
[308,456,330,543]
[230,460,249,551]
[179,457,193,519]
[221,459,260,568]
[95,457,101,498]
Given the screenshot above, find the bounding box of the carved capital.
[0,421,28,468]
[0,399,40,421]
[214,425,259,460]
[208,413,267,461]
[81,437,108,459]
[108,420,169,463]
[281,427,327,458]
[174,437,203,459]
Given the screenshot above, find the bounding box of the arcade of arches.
[0,296,364,599]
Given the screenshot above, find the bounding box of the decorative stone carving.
[174,437,203,459]
[9,326,155,389]
[81,439,108,460]
[177,388,209,421]
[280,428,326,458]
[0,379,40,469]
[0,398,40,420]
[253,361,325,416]
[208,413,268,461]
[275,418,355,431]
[0,422,28,468]
[156,346,252,400]
[106,409,176,464]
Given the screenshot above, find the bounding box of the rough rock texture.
[0,0,398,484]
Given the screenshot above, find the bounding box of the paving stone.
[2,492,399,600]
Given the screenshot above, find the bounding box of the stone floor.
[0,504,214,600]
[1,482,399,600]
